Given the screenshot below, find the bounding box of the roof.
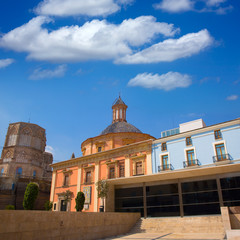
[100,121,142,135]
[112,96,126,107]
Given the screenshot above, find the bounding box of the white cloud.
[29,64,67,80]
[0,16,178,63]
[116,29,213,64]
[154,0,193,13]
[45,145,55,155]
[226,95,238,101]
[206,0,226,7]
[128,72,192,91]
[35,0,134,17]
[0,58,14,69]
[154,0,232,14]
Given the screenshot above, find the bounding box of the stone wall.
[0,211,140,240]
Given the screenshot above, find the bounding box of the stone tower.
[0,122,53,180]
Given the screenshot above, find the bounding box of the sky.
[0,0,239,163]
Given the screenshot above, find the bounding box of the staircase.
[130,215,226,239]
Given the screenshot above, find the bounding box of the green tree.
[44,200,53,211]
[75,191,85,212]
[5,205,15,210]
[96,180,109,212]
[23,182,39,210]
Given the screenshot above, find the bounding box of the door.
[60,200,67,211]
[215,144,226,160]
[187,150,195,166]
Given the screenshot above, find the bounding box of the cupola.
[112,96,128,123]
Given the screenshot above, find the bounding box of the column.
[146,152,152,175]
[125,155,130,177]
[94,162,99,212]
[216,176,224,206]
[178,180,184,217]
[143,182,147,218]
[50,171,56,202]
[76,166,82,192]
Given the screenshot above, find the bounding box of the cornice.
[52,139,153,170]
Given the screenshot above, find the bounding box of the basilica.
[50,97,240,218]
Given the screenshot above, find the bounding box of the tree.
[96,180,109,212]
[23,182,39,210]
[75,191,85,212]
[44,200,53,211]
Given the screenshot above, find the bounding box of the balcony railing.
[213,153,231,163]
[183,159,201,168]
[158,164,174,172]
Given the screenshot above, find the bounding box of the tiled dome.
[101,121,142,135]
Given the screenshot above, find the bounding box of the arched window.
[33,170,36,178]
[16,167,22,176]
[0,168,4,176]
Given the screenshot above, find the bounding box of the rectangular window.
[215,143,226,160]
[186,137,192,146]
[214,130,222,140]
[109,166,115,179]
[119,163,125,177]
[161,155,169,170]
[187,149,196,166]
[63,174,69,186]
[161,142,167,151]
[86,171,91,183]
[98,147,102,152]
[136,161,143,175]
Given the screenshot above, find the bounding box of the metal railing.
[158,164,174,172]
[183,159,201,168]
[213,153,231,163]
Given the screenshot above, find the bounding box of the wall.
[0,211,140,240]
[152,122,240,173]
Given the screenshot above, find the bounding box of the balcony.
[158,164,174,172]
[213,153,231,163]
[183,159,201,168]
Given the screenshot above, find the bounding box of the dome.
[101,121,142,135]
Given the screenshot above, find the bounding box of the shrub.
[75,191,85,212]
[44,200,53,211]
[23,182,39,210]
[5,205,15,210]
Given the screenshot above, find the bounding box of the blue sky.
[0,0,239,163]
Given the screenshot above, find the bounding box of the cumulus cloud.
[226,95,238,101]
[116,29,213,64]
[128,72,192,91]
[154,0,193,13]
[0,58,14,69]
[0,16,179,63]
[45,145,55,155]
[35,0,133,17]
[154,0,232,14]
[29,64,67,80]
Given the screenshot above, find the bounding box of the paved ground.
[101,232,224,240]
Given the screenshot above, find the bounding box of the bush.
[5,205,15,210]
[44,200,53,211]
[23,182,39,210]
[75,191,85,212]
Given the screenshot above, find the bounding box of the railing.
[213,153,231,163]
[158,164,174,172]
[183,159,201,168]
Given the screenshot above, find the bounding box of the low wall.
[0,211,140,240]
